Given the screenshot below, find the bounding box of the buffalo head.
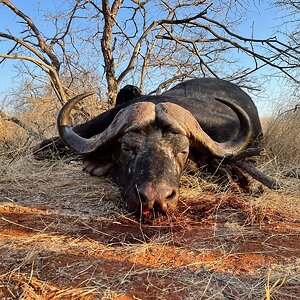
[57,93,252,215]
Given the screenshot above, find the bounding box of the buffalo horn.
[58,94,251,157]
[156,99,252,157]
[57,94,156,154]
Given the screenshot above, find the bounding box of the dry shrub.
[0,91,58,158]
[262,109,300,177]
[0,119,34,158]
[0,90,105,159]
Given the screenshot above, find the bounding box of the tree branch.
[1,0,61,70]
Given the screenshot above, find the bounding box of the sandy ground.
[0,157,299,299]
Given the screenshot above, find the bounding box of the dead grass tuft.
[1,273,98,300]
[263,109,300,178]
[0,119,35,159]
[0,155,124,220]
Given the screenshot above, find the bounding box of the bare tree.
[274,0,300,111]
[0,0,68,104]
[0,0,299,107]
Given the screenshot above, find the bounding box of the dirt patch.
[0,159,300,299]
[1,202,300,299]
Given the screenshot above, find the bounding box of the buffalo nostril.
[135,184,179,213]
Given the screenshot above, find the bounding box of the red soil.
[0,195,299,299]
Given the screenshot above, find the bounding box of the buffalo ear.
[83,153,113,176]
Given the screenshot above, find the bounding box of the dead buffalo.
[47,78,263,215]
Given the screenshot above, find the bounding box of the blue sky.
[0,0,294,116]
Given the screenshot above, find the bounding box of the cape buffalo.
[48,78,262,215]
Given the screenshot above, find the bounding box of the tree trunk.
[107,79,119,107]
[101,0,123,106]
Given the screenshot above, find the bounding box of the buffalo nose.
[137,184,178,212]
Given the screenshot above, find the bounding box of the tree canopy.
[0,0,299,106]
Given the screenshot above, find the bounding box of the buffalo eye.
[177,148,189,157]
[176,148,189,168]
[179,150,189,156]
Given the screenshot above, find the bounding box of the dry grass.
[0,105,300,299]
[0,152,300,299]
[0,120,34,159]
[262,109,300,178]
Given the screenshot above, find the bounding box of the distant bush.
[0,119,31,158]
[0,92,104,159]
[263,107,300,177]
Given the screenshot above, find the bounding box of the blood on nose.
[137,184,178,212]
